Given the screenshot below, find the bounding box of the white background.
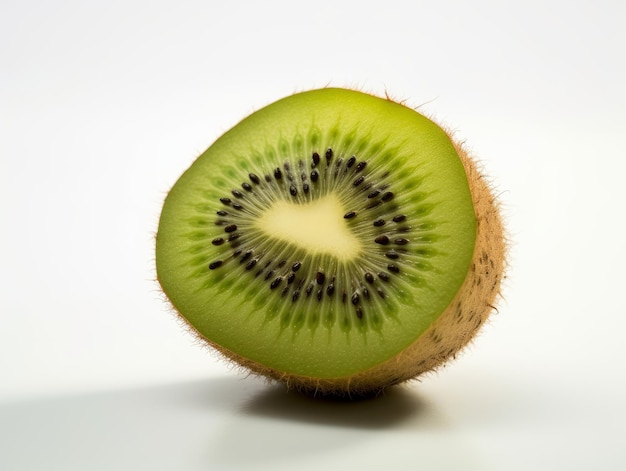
[1,0,625,469]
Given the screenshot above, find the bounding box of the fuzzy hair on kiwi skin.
[156,90,507,397]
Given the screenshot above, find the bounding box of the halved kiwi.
[156,88,505,396]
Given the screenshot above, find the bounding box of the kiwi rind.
[156,88,506,396]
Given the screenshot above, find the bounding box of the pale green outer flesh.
[156,88,476,379]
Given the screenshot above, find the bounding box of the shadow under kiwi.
[206,377,479,469]
[240,381,439,429]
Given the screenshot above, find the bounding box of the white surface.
[2,0,625,469]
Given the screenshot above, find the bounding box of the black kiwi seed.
[212,237,224,246]
[367,200,382,209]
[242,182,252,191]
[364,272,374,284]
[393,214,406,223]
[316,289,323,301]
[325,148,333,164]
[395,238,409,245]
[290,185,297,196]
[274,168,282,180]
[316,271,325,285]
[385,250,400,259]
[292,261,302,272]
[312,152,320,167]
[270,277,282,289]
[346,156,356,168]
[249,173,260,184]
[240,250,253,262]
[228,233,240,242]
[355,307,364,319]
[287,272,296,284]
[232,189,244,198]
[381,191,394,202]
[375,235,390,245]
[368,190,380,198]
[353,175,365,186]
[376,287,386,298]
[292,290,300,302]
[264,174,272,182]
[303,183,309,194]
[232,203,244,210]
[355,161,367,172]
[378,272,390,282]
[344,211,357,219]
[224,224,237,233]
[220,197,231,205]
[265,270,275,281]
[351,292,360,305]
[388,264,400,273]
[373,218,385,227]
[209,260,223,270]
[311,170,319,182]
[245,259,258,270]
[216,210,228,216]
[326,280,335,296]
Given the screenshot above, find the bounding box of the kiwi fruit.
[156,87,505,396]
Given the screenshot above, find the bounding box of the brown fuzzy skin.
[166,131,507,398]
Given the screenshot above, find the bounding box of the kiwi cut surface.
[156,88,505,396]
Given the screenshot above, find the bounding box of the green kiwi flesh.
[156,88,505,395]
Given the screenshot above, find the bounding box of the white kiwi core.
[255,193,362,260]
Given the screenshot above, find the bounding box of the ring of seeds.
[205,147,427,326]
